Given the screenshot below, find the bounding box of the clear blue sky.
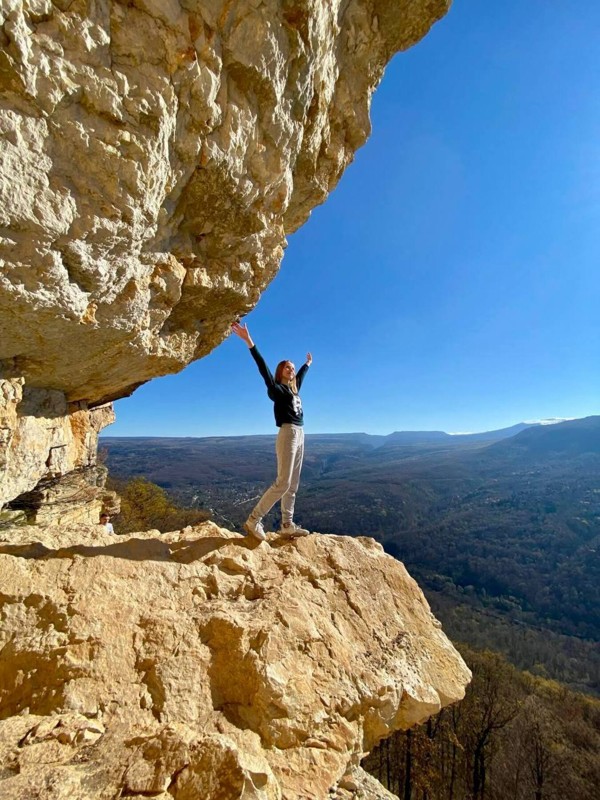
[108,0,599,438]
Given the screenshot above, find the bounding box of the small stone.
[339,776,359,792]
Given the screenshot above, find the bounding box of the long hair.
[275,360,298,393]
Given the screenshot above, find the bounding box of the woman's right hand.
[231,321,254,348]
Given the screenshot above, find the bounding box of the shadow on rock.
[0,535,262,563]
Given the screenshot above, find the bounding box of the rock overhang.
[0,0,450,405]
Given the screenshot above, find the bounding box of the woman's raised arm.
[231,321,254,348]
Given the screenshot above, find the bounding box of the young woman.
[231,321,312,541]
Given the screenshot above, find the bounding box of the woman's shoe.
[279,522,310,537]
[244,519,267,541]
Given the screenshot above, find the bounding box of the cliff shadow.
[0,534,264,563]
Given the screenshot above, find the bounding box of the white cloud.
[524,417,575,425]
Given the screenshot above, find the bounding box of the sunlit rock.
[0,523,470,798]
[0,378,116,521]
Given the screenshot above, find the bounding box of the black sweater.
[250,345,309,427]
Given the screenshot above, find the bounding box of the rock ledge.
[0,522,470,799]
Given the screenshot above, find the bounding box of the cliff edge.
[0,523,470,799]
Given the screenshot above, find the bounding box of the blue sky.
[109,0,599,437]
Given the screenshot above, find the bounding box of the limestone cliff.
[0,523,470,799]
[0,5,468,796]
[0,377,117,521]
[0,0,450,516]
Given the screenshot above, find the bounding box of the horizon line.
[101,416,585,441]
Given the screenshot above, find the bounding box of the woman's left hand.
[306,352,313,366]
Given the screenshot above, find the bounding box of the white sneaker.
[244,519,266,541]
[279,522,310,538]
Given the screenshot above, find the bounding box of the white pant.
[250,424,304,526]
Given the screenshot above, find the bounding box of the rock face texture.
[0,0,450,511]
[0,5,467,796]
[0,378,117,523]
[0,523,470,799]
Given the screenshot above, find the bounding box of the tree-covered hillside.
[363,645,600,800]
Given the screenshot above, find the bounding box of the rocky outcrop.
[0,523,470,799]
[0,0,450,512]
[0,5,468,796]
[0,378,116,524]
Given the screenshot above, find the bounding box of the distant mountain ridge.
[103,419,549,449]
[487,415,600,458]
[382,421,538,446]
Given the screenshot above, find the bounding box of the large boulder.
[0,523,470,798]
[0,0,450,512]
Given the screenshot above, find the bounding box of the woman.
[232,321,312,541]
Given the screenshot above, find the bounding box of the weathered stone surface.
[334,766,400,799]
[0,0,450,511]
[0,0,449,404]
[0,523,470,799]
[0,378,115,520]
[6,464,120,526]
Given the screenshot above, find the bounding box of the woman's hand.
[306,352,313,366]
[231,321,254,348]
